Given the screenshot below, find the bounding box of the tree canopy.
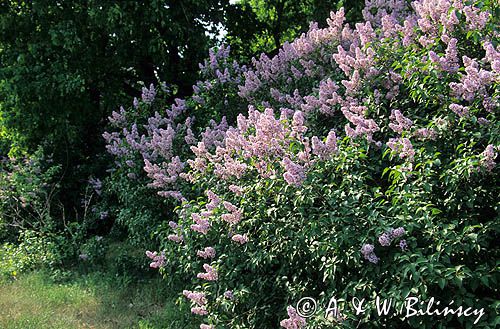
[0,0,230,156]
[225,0,364,59]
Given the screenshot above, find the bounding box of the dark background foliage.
[225,0,364,60]
[0,0,358,225]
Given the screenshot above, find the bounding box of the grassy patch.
[0,271,195,329]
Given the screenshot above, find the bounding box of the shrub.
[101,47,248,246]
[0,148,61,241]
[104,0,499,328]
[0,230,66,280]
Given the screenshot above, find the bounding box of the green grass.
[0,271,195,329]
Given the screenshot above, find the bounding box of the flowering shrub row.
[103,0,498,327]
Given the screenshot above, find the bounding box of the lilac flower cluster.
[389,110,413,133]
[282,157,307,186]
[392,227,406,238]
[190,212,211,235]
[167,234,183,243]
[428,38,459,72]
[108,106,127,126]
[88,177,102,196]
[361,243,379,264]
[480,144,497,172]
[183,290,208,316]
[228,184,244,196]
[188,107,338,188]
[231,234,249,245]
[197,247,216,259]
[221,201,242,225]
[311,131,338,160]
[197,264,218,281]
[450,56,495,103]
[387,138,416,161]
[141,84,156,104]
[223,290,234,300]
[377,227,406,249]
[145,250,166,268]
[378,233,392,246]
[280,306,307,329]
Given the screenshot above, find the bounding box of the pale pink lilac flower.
[387,138,415,161]
[221,211,242,225]
[441,38,459,72]
[231,234,249,244]
[228,184,244,196]
[206,190,221,210]
[197,264,218,281]
[183,290,207,306]
[141,83,156,104]
[463,5,490,31]
[449,56,494,102]
[449,103,469,117]
[191,213,211,234]
[167,234,183,243]
[191,307,208,316]
[389,110,413,133]
[282,157,307,186]
[311,131,338,160]
[480,144,497,172]
[108,106,127,126]
[482,97,498,113]
[223,201,238,212]
[280,306,307,329]
[145,250,166,268]
[483,41,500,74]
[197,247,216,259]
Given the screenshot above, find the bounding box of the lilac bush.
[102,0,498,327]
[100,46,248,245]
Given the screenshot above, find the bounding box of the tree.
[0,0,230,154]
[0,0,230,215]
[224,0,364,60]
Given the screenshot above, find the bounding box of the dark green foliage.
[0,149,61,240]
[0,0,231,225]
[225,0,364,60]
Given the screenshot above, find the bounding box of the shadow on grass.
[0,271,197,329]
